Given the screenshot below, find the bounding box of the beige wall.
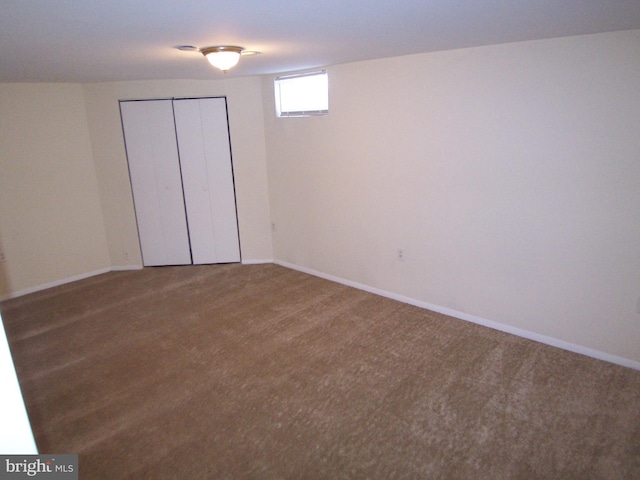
[0,78,272,298]
[82,78,273,268]
[0,83,110,297]
[2,31,638,365]
[263,30,640,364]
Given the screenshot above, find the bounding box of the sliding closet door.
[120,100,192,266]
[173,98,241,264]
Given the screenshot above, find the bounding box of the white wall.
[0,312,37,453]
[82,78,273,268]
[0,84,110,298]
[263,30,640,364]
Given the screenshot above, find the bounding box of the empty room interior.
[1,1,640,478]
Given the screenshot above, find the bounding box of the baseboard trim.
[242,259,274,265]
[1,267,112,301]
[274,260,640,371]
[1,261,262,301]
[111,265,144,271]
[5,260,638,371]
[1,265,144,301]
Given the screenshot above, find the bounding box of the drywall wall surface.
[82,77,273,267]
[263,30,640,363]
[0,83,110,297]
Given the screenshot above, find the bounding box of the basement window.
[275,71,328,117]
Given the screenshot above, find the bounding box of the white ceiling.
[2,0,640,83]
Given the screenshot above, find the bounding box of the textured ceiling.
[2,0,640,82]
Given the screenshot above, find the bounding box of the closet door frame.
[120,96,242,266]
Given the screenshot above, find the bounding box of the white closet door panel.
[120,100,192,266]
[173,98,240,264]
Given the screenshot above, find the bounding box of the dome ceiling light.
[176,45,261,73]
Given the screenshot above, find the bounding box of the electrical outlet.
[123,251,130,260]
[0,252,5,263]
[396,249,404,261]
[271,223,276,232]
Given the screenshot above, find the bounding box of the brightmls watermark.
[0,456,77,479]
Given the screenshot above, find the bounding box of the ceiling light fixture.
[201,46,244,72]
[175,45,261,73]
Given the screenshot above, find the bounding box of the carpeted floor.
[1,263,639,479]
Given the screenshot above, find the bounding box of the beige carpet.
[1,264,639,479]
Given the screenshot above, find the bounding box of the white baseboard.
[0,265,144,301]
[4,259,638,371]
[274,260,640,371]
[1,267,112,301]
[0,261,266,301]
[111,265,144,271]
[241,259,274,265]
[1,262,258,301]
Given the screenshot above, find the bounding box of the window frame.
[274,70,329,118]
